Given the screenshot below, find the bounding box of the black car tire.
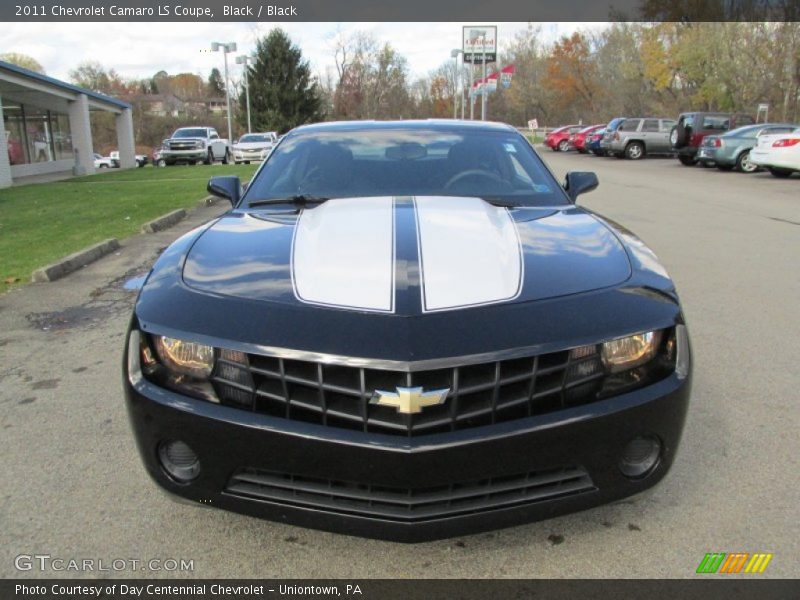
[769,167,793,178]
[678,155,697,166]
[156,158,167,168]
[222,150,231,165]
[736,150,758,173]
[558,140,569,152]
[625,142,645,160]
[204,149,214,165]
[98,164,107,169]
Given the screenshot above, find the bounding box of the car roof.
[724,123,799,135]
[292,120,518,135]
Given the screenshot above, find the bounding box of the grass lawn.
[0,163,258,294]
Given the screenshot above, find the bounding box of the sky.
[2,21,608,85]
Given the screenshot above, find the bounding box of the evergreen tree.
[239,29,324,133]
[207,68,225,96]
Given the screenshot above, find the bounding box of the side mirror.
[563,171,599,202]
[207,176,242,206]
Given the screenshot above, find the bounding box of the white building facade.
[1,60,135,188]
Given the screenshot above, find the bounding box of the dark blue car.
[124,120,692,542]
[586,127,606,155]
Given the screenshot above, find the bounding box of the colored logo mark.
[696,552,773,574]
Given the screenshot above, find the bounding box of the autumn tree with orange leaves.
[541,33,602,119]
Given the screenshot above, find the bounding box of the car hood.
[234,142,269,150]
[182,196,632,316]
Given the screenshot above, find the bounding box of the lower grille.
[225,466,595,522]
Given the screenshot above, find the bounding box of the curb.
[141,208,187,233]
[31,238,121,283]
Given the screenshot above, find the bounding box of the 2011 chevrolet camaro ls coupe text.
[123,120,691,542]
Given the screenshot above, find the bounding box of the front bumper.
[124,333,691,542]
[162,149,206,161]
[233,150,266,162]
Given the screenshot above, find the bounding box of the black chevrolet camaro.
[124,120,691,542]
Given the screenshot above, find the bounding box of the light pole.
[450,49,462,120]
[469,58,475,120]
[236,55,254,134]
[461,63,467,119]
[481,37,487,121]
[211,41,237,142]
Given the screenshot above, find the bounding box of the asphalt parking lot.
[0,151,797,579]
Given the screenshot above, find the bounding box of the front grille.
[210,347,605,437]
[168,140,200,150]
[225,466,595,522]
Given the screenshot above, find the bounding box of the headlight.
[153,336,214,379]
[601,331,661,373]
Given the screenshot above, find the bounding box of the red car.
[572,124,605,153]
[544,124,583,152]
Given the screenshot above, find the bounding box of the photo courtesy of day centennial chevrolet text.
[123,120,692,542]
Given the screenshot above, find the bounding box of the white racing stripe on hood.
[292,197,395,312]
[415,196,523,312]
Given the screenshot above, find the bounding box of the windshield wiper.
[248,194,330,208]
[480,196,525,208]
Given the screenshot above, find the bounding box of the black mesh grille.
[225,466,595,522]
[211,347,605,437]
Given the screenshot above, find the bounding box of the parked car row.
[544,113,799,177]
[150,127,279,167]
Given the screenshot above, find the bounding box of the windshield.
[173,128,206,138]
[243,127,567,207]
[239,134,269,143]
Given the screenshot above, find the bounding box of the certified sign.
[463,25,497,63]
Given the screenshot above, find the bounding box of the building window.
[3,100,27,165]
[23,106,54,162]
[52,113,73,160]
[3,100,73,165]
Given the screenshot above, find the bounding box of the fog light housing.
[158,440,200,483]
[619,436,661,479]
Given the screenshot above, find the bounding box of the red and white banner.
[500,64,515,88]
[472,65,515,96]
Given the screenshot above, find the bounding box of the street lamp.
[450,49,463,120]
[480,36,488,121]
[235,55,255,134]
[211,41,237,142]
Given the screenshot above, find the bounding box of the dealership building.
[0,60,136,188]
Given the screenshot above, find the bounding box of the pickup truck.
[109,150,148,168]
[157,127,231,166]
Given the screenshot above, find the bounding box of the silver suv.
[605,118,677,160]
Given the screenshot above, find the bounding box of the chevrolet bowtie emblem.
[371,386,451,414]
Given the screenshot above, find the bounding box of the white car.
[93,153,115,169]
[750,126,800,178]
[231,132,278,164]
[109,151,149,168]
